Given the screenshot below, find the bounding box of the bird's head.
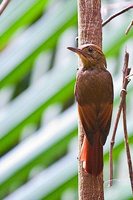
[67,43,107,69]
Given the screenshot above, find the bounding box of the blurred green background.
[0,0,133,199]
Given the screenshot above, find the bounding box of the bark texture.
[78,0,104,199]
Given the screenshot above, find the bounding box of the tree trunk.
[78,0,104,199]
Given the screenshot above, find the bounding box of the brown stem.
[109,53,129,187]
[102,5,133,27]
[122,54,133,193]
[0,0,10,15]
[109,51,133,190]
[78,0,104,199]
[109,52,128,186]
[123,101,133,193]
[109,96,123,186]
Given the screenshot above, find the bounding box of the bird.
[67,44,113,176]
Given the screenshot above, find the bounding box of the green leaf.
[0,0,51,47]
[0,106,77,196]
[0,1,77,88]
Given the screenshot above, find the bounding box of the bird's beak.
[67,47,87,58]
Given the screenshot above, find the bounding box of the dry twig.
[123,101,133,193]
[109,92,124,186]
[109,51,133,193]
[0,0,10,15]
[102,5,133,27]
[122,60,133,193]
[109,52,129,186]
[125,20,133,35]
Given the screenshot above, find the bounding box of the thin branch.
[123,100,133,193]
[102,5,133,27]
[109,92,123,186]
[109,51,131,187]
[126,73,133,79]
[122,61,133,193]
[125,20,133,35]
[0,0,10,15]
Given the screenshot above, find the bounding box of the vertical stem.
[77,0,104,199]
[109,99,123,186]
[123,102,133,193]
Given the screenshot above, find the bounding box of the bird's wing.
[78,104,98,144]
[98,103,113,145]
[78,103,113,145]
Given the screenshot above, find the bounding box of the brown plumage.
[67,44,113,176]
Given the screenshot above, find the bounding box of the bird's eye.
[88,47,93,53]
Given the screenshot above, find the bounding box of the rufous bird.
[68,44,113,176]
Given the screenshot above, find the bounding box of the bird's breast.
[75,68,113,105]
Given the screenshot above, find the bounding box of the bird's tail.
[80,133,103,176]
